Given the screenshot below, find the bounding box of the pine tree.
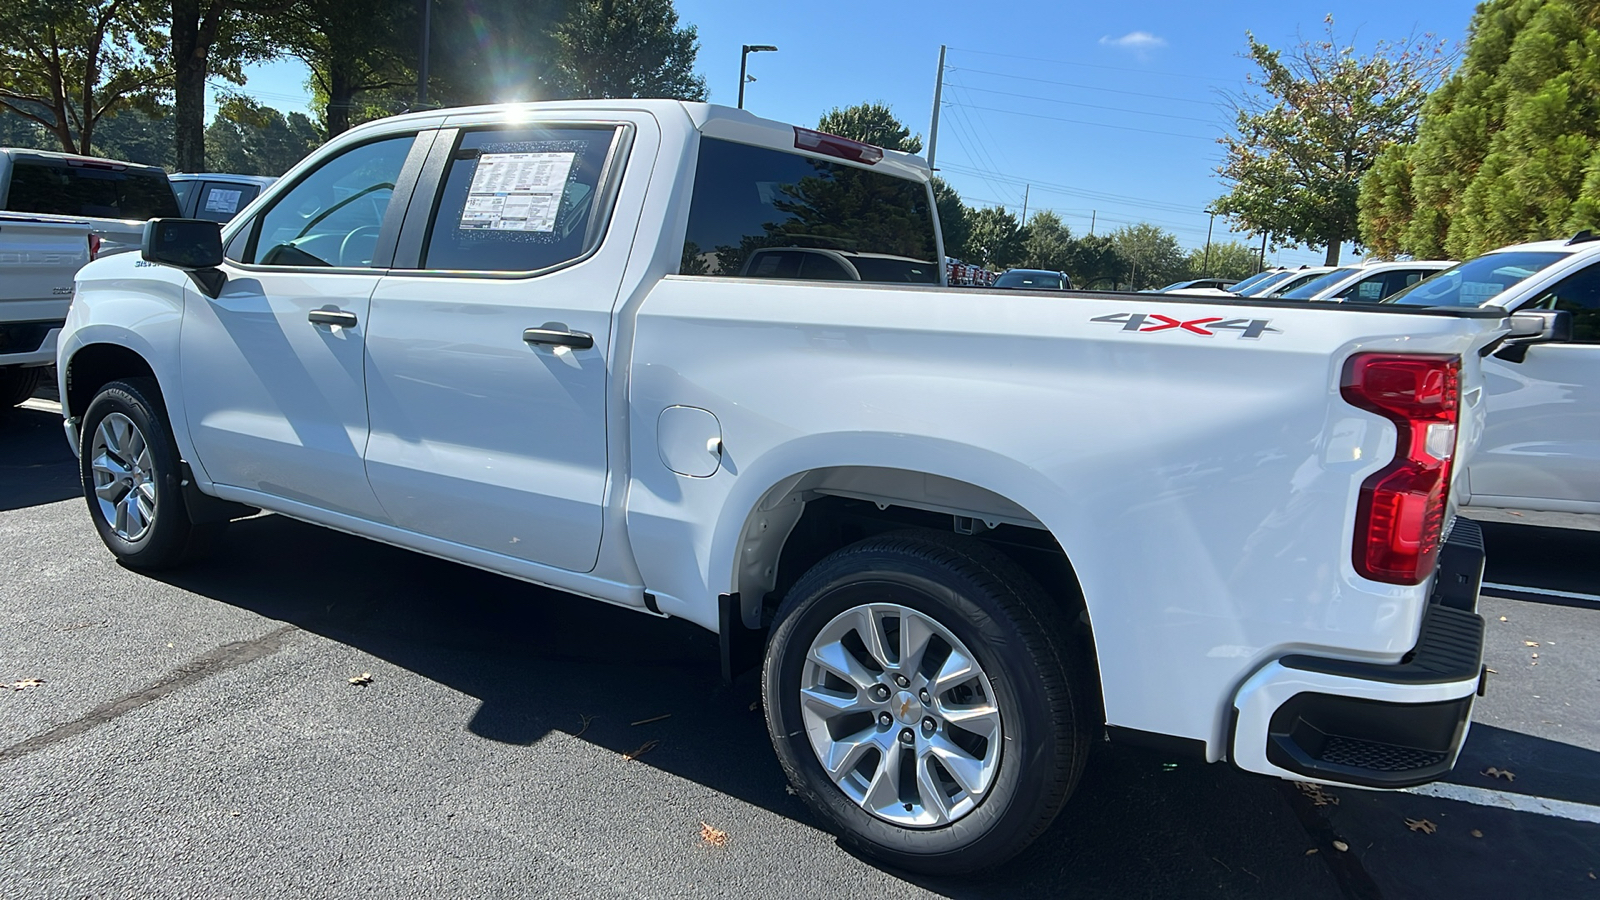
[1360,0,1600,258]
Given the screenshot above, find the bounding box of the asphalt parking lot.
[3,393,1598,899]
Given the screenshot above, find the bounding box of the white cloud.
[1099,31,1168,51]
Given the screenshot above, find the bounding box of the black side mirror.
[1494,309,1572,363]
[141,218,226,297]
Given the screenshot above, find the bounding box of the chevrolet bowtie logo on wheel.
[1090,312,1283,339]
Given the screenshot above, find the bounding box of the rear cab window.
[5,159,179,219]
[680,137,940,284]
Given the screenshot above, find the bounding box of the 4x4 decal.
[1090,312,1281,339]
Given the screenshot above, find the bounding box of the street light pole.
[738,44,778,110]
[1202,211,1215,276]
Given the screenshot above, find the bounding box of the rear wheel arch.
[64,343,159,423]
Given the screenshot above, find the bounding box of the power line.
[944,100,1217,142]
[949,66,1220,108]
[944,82,1220,126]
[946,46,1237,85]
[938,162,1214,216]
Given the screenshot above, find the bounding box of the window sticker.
[459,151,576,232]
[204,188,243,214]
[1358,279,1383,300]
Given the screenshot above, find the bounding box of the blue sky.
[224,0,1480,267]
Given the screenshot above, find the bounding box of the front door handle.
[523,327,594,350]
[309,308,358,328]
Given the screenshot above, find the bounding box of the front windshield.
[1385,251,1569,307]
[1235,270,1298,296]
[1227,270,1277,294]
[996,271,1064,289]
[1281,267,1358,300]
[1157,281,1189,292]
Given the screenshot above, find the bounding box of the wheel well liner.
[64,344,157,419]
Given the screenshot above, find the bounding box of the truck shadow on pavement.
[0,405,80,512]
[146,512,1598,898]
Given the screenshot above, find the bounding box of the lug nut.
[894,674,910,688]
[922,717,937,734]
[872,685,891,702]
[919,689,931,704]
[878,712,892,726]
[899,728,915,745]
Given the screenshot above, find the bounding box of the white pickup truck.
[1,149,179,406]
[58,101,1520,873]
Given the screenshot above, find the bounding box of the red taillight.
[87,234,101,260]
[793,127,884,165]
[1341,353,1460,584]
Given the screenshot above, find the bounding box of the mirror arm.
[187,268,227,299]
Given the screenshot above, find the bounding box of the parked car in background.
[1278,260,1455,303]
[0,148,179,406]
[994,268,1072,289]
[1231,268,1304,296]
[169,173,276,223]
[1258,266,1335,297]
[1388,234,1600,513]
[1153,278,1237,294]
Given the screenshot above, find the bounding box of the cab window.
[1523,263,1600,343]
[247,136,414,268]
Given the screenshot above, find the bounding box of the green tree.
[276,0,416,137]
[549,0,706,101]
[1110,223,1187,289]
[167,1,277,171]
[0,0,168,154]
[967,206,1024,269]
[1359,0,1600,259]
[1187,240,1261,280]
[1214,17,1448,264]
[816,102,921,153]
[1019,210,1073,271]
[1062,235,1126,289]
[932,177,971,259]
[205,96,320,175]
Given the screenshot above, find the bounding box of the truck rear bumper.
[0,321,64,368]
[1230,519,1486,788]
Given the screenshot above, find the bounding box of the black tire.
[78,377,222,569]
[762,530,1091,874]
[0,367,41,408]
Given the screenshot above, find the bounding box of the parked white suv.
[59,100,1515,873]
[1279,260,1456,303]
[1388,235,1600,513]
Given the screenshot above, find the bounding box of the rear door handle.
[308,308,358,328]
[523,327,594,350]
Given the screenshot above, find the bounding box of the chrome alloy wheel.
[800,602,1004,827]
[89,412,157,541]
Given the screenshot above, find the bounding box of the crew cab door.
[361,115,653,573]
[1473,263,1600,508]
[180,131,433,520]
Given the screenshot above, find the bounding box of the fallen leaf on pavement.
[348,673,374,686]
[1485,668,1498,674]
[622,739,659,760]
[1333,841,1349,852]
[1482,767,1516,782]
[1305,848,1318,855]
[1531,653,1539,659]
[1499,616,1508,622]
[1295,782,1340,807]
[1470,829,1483,838]
[699,821,728,847]
[229,810,241,818]
[6,679,45,691]
[630,713,671,726]
[1406,818,1437,834]
[748,701,759,712]
[1524,641,1540,647]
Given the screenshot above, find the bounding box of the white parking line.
[1482,581,1600,606]
[19,397,62,414]
[1403,782,1600,823]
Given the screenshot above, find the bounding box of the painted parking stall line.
[1481,581,1600,607]
[1402,782,1600,824]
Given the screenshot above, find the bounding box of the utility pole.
[1020,185,1029,224]
[738,45,778,110]
[927,45,946,170]
[1201,211,1215,276]
[416,0,431,106]
[1258,232,1268,272]
[1089,210,1096,236]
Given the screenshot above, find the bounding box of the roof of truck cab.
[0,147,168,173]
[339,100,933,183]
